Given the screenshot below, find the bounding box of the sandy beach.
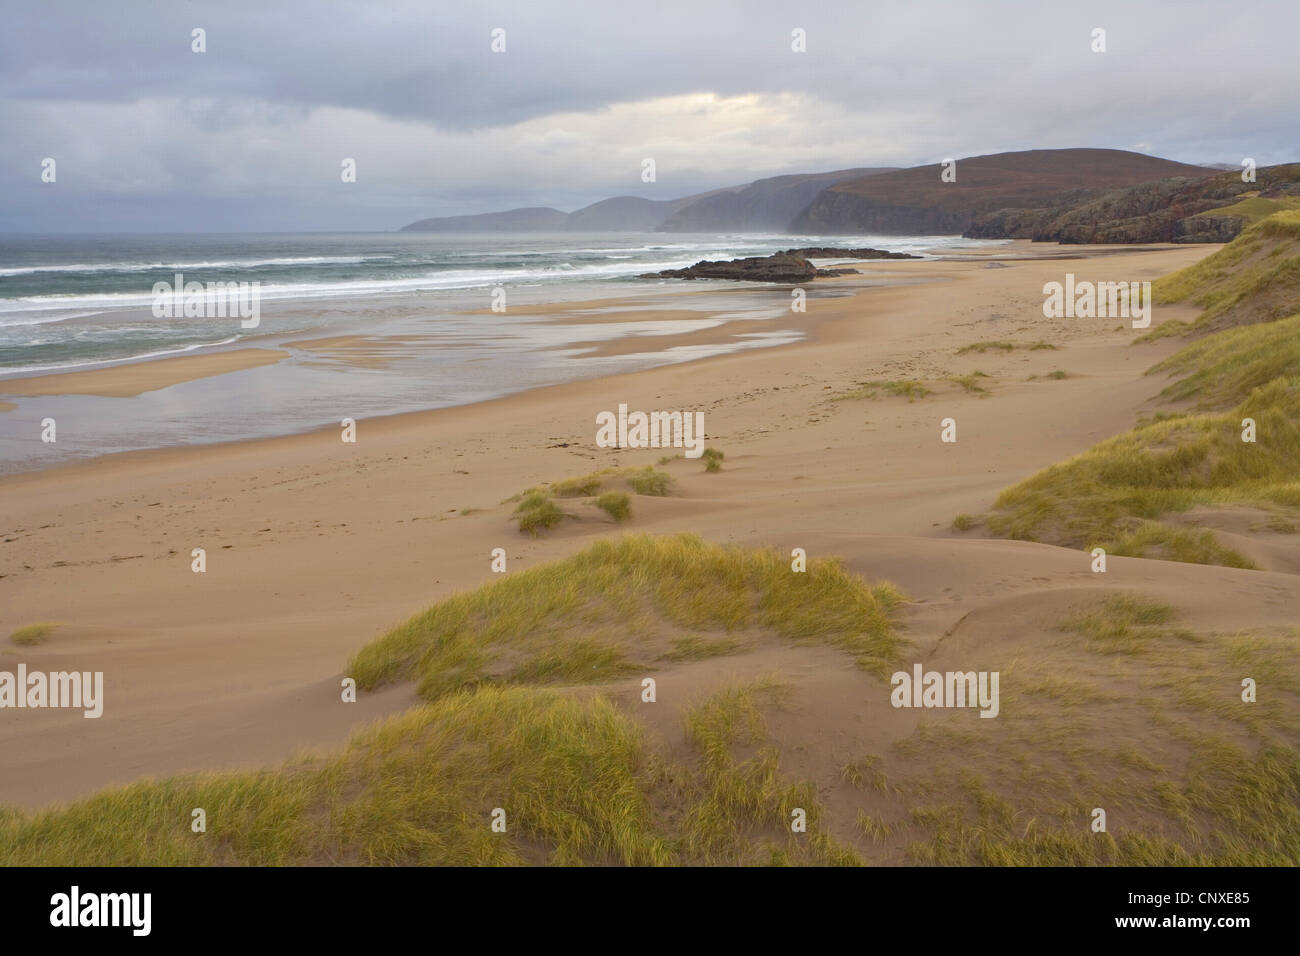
[7,241,1291,813]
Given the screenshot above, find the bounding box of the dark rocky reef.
[640,247,922,282]
[641,253,835,282]
[641,247,923,283]
[781,247,920,259]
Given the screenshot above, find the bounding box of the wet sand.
[0,348,291,398]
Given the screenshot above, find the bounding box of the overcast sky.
[3,0,1296,232]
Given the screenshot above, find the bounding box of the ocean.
[0,231,1001,472]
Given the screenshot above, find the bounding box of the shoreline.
[0,239,1189,480]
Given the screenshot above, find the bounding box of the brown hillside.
[790,148,1216,234]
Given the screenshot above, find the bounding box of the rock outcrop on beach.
[640,247,921,282]
[781,247,920,259]
[640,252,829,282]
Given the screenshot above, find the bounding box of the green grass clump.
[681,679,861,865]
[9,623,58,646]
[1190,195,1300,224]
[701,447,724,473]
[347,534,905,700]
[963,237,1300,569]
[1152,210,1300,334]
[835,379,932,402]
[950,513,978,532]
[506,638,638,684]
[531,465,673,499]
[0,687,673,866]
[956,340,1015,355]
[551,474,604,498]
[508,466,675,534]
[984,375,1300,566]
[0,676,864,866]
[1057,596,1192,655]
[513,491,564,536]
[595,491,631,522]
[894,614,1300,865]
[842,755,889,793]
[1257,516,1297,534]
[1104,521,1256,569]
[949,371,992,394]
[1149,312,1300,408]
[657,635,746,662]
[626,466,673,496]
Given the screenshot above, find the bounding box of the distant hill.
[655,168,897,232]
[401,206,569,232]
[399,150,1270,238]
[789,149,1218,234]
[399,168,893,233]
[966,163,1300,244]
[565,197,677,231]
[400,186,714,233]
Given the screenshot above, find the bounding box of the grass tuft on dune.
[895,603,1300,866]
[975,241,1300,567]
[982,376,1300,565]
[1149,312,1300,407]
[0,688,669,865]
[1149,209,1300,337]
[348,533,905,699]
[834,379,932,402]
[0,678,857,866]
[9,622,59,646]
[511,466,674,534]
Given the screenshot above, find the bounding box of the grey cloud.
[1,0,1297,230]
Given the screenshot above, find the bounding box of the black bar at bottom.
[0,865,1281,942]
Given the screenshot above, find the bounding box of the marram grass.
[348,533,906,698]
[1149,311,1300,408]
[0,680,858,866]
[9,622,59,646]
[2,551,1296,865]
[982,374,1299,563]
[1150,209,1300,334]
[975,254,1300,567]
